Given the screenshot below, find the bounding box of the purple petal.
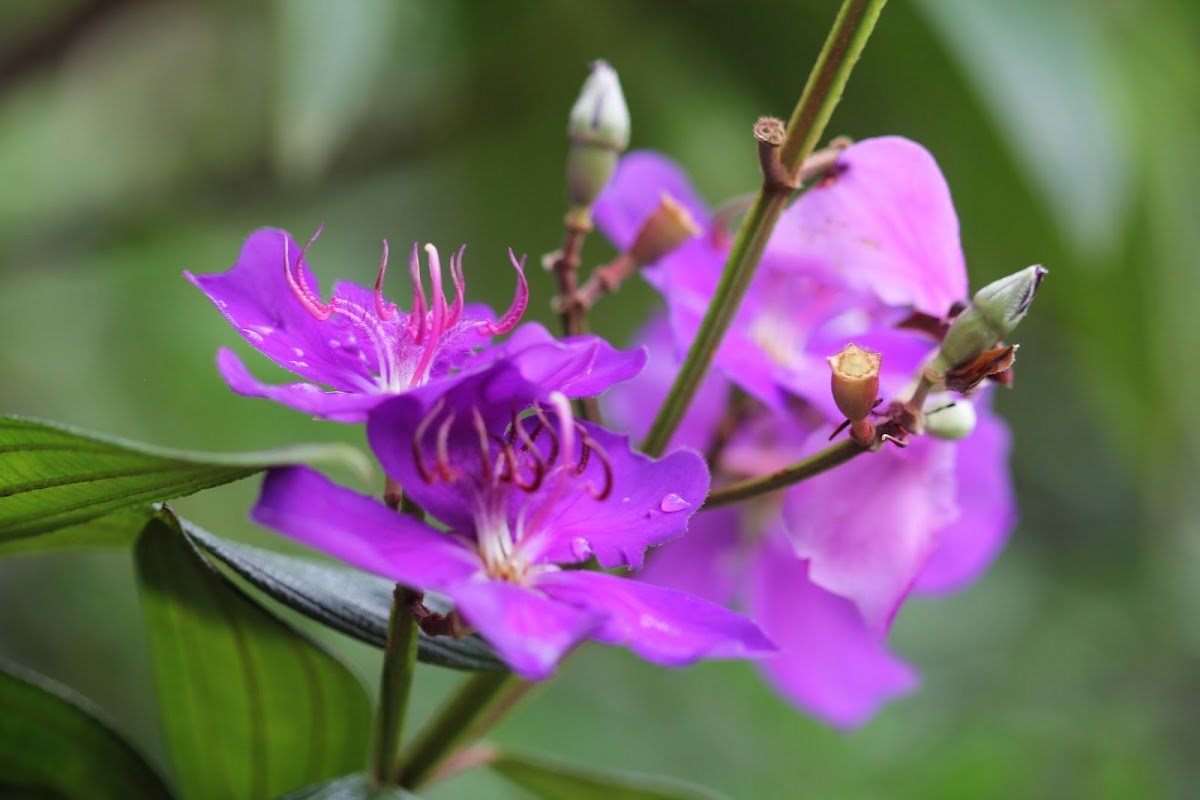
[782,432,958,636]
[914,408,1016,595]
[633,506,745,606]
[750,531,917,729]
[186,229,379,392]
[251,466,480,592]
[450,578,602,680]
[603,314,731,453]
[593,151,712,252]
[535,570,776,666]
[217,348,384,423]
[488,322,647,399]
[523,420,710,570]
[770,137,968,316]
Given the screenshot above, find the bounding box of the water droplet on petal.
[292,347,305,357]
[569,537,591,560]
[659,494,690,513]
[242,329,263,343]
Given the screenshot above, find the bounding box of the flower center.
[283,226,530,394]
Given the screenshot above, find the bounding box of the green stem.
[704,438,867,509]
[398,671,522,789]
[370,586,419,787]
[640,0,888,458]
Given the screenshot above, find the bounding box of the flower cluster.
[189,135,1036,722]
[597,137,1024,727]
[189,228,775,678]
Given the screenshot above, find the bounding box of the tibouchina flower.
[186,227,532,422]
[252,364,774,679]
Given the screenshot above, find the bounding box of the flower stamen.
[476,249,530,336]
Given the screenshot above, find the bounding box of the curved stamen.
[476,249,529,336]
[548,393,576,469]
[581,435,614,500]
[412,398,446,484]
[407,243,427,344]
[447,245,466,328]
[434,409,458,482]
[530,403,560,467]
[284,227,334,321]
[471,408,499,487]
[512,416,547,493]
[374,240,397,321]
[409,244,448,388]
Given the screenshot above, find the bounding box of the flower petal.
[523,420,710,570]
[633,506,745,606]
[449,578,602,680]
[914,408,1016,594]
[186,229,379,392]
[482,322,647,399]
[535,570,776,666]
[251,466,480,592]
[782,432,959,636]
[593,151,712,252]
[750,531,918,729]
[770,136,968,316]
[217,348,384,423]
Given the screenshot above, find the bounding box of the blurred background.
[0,0,1195,797]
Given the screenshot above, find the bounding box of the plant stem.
[640,0,887,458]
[704,439,867,509]
[369,586,419,787]
[398,671,525,789]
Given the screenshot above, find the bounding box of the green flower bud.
[935,265,1046,372]
[566,61,630,223]
[925,399,977,441]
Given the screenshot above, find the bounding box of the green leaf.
[277,773,418,799]
[488,751,727,800]
[182,519,505,672]
[0,415,371,540]
[0,507,151,557]
[0,657,173,799]
[136,508,371,800]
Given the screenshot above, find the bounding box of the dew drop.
[242,329,264,343]
[292,347,305,357]
[569,537,591,560]
[659,494,690,513]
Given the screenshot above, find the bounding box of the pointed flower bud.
[924,399,977,441]
[829,343,881,423]
[628,192,701,268]
[934,265,1046,373]
[566,61,631,225]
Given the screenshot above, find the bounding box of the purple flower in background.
[252,363,774,679]
[186,227,530,422]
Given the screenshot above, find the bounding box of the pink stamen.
[434,410,457,482]
[374,240,397,321]
[412,399,445,484]
[409,244,448,388]
[284,227,334,321]
[476,249,529,336]
[407,243,427,344]
[447,245,466,328]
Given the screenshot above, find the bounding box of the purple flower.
[251,362,774,679]
[186,227,531,422]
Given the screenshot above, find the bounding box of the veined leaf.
[136,508,371,800]
[489,750,727,800]
[277,773,418,799]
[183,519,504,672]
[0,657,173,799]
[0,415,370,540]
[0,506,152,557]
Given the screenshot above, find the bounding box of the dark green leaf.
[183,519,505,672]
[277,773,417,799]
[489,751,726,800]
[0,507,151,557]
[136,508,371,800]
[0,415,371,540]
[0,657,173,799]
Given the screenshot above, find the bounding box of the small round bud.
[924,399,977,441]
[628,192,701,267]
[935,265,1046,372]
[828,343,881,422]
[566,61,630,216]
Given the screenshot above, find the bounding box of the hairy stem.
[640,0,887,458]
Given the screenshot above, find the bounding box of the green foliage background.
[1,0,1195,797]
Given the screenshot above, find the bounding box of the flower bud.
[934,265,1046,372]
[628,192,701,267]
[566,61,630,224]
[828,343,881,422]
[924,399,977,441]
